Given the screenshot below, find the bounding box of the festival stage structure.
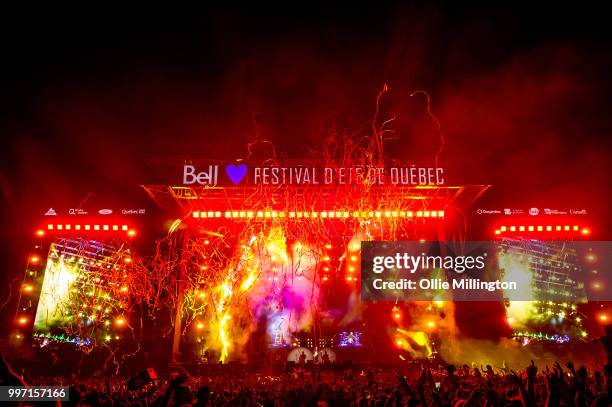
[141,160,490,362]
[11,156,598,367]
[12,155,494,363]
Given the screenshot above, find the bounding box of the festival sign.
[181,162,446,187]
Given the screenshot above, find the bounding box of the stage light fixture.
[495,224,591,237]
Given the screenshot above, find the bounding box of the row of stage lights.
[494,225,591,236]
[37,223,137,237]
[192,210,445,220]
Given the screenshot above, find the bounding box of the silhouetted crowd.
[2,353,612,406]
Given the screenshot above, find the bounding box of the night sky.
[1,4,611,316]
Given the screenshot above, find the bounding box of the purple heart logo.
[225,163,247,185]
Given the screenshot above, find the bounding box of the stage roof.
[141,184,490,214]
